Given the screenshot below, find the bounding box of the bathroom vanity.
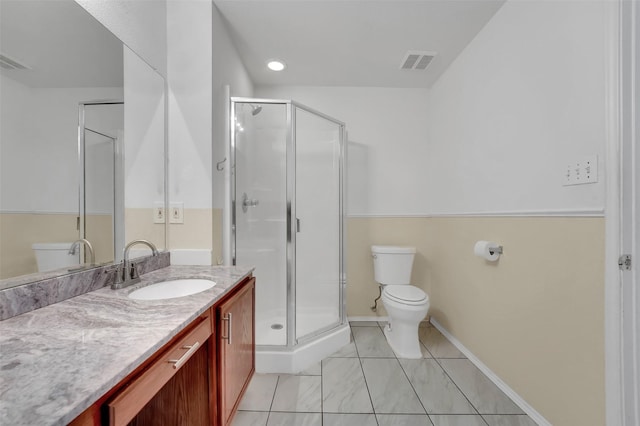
[0,265,255,426]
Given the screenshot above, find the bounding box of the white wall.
[419,2,610,424]
[426,0,606,215]
[255,86,430,216]
[0,74,122,213]
[123,46,165,209]
[212,3,254,210]
[75,0,167,77]
[167,0,213,211]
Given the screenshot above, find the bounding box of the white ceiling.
[0,0,123,88]
[214,0,506,88]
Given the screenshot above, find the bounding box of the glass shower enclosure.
[230,98,347,370]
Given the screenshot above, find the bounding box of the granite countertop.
[0,265,254,426]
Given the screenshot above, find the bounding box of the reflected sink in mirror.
[128,279,216,301]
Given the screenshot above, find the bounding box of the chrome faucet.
[69,239,95,267]
[112,239,159,289]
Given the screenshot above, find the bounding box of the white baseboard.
[346,208,604,218]
[430,319,551,426]
[170,249,212,266]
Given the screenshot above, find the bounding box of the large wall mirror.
[0,0,167,287]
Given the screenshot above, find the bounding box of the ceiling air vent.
[400,51,436,71]
[0,53,30,70]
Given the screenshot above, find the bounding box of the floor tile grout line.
[320,358,323,426]
[396,357,434,425]
[351,328,361,358]
[350,327,380,425]
[420,321,488,420]
[429,350,487,421]
[265,375,280,425]
[380,321,433,423]
[417,325,437,359]
[358,321,427,424]
[357,355,381,425]
[420,340,435,359]
[386,323,434,424]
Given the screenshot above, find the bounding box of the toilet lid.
[384,285,428,305]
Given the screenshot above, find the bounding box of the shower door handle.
[296,218,301,233]
[241,193,259,213]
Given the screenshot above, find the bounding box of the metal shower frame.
[77,100,124,263]
[229,97,347,350]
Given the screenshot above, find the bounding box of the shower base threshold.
[255,323,351,374]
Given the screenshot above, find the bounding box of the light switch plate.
[153,202,165,224]
[170,202,184,224]
[563,155,598,186]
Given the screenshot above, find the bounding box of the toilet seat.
[383,285,428,306]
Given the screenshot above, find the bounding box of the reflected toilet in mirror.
[31,243,80,273]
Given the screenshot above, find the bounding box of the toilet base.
[383,321,423,359]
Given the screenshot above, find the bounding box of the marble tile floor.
[233,321,537,426]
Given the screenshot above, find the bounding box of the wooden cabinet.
[69,275,255,426]
[126,342,210,426]
[108,314,212,426]
[217,277,255,426]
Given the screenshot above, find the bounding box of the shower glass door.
[232,98,345,348]
[233,101,288,346]
[294,106,343,340]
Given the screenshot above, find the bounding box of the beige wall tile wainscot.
[346,216,605,426]
[213,208,223,265]
[424,216,604,426]
[124,208,167,251]
[167,208,214,264]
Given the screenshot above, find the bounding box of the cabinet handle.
[167,341,200,370]
[222,313,232,345]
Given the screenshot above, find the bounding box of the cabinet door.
[128,342,210,426]
[218,277,255,425]
[108,316,212,426]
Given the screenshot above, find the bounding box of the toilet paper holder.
[474,241,503,261]
[489,246,503,255]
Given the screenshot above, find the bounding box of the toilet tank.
[32,243,80,272]
[371,245,416,285]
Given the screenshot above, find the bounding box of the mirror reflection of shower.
[80,101,124,265]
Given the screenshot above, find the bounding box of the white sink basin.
[129,279,216,301]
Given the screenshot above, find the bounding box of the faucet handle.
[111,261,141,289]
[114,262,127,284]
[129,262,140,281]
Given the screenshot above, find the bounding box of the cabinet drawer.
[108,316,212,426]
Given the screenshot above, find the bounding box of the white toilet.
[32,243,79,272]
[371,245,429,359]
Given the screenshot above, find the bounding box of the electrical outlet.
[170,202,184,224]
[563,155,598,186]
[153,202,165,224]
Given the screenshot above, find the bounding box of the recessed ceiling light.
[267,60,286,71]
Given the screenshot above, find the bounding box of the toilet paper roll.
[474,240,501,261]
